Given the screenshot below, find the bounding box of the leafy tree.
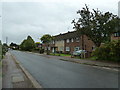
[92,40,120,62]
[20,36,35,51]
[20,39,27,50]
[72,5,119,47]
[35,42,41,48]
[41,34,53,43]
[2,43,8,56]
[10,42,19,50]
[40,34,53,54]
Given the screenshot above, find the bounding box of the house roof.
[53,30,81,40]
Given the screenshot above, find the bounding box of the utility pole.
[6,37,8,45]
[82,35,84,50]
[118,1,120,17]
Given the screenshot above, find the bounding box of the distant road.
[10,50,118,88]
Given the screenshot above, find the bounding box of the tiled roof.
[53,30,81,40]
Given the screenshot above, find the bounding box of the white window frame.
[71,38,74,42]
[66,47,70,51]
[92,46,96,51]
[48,47,50,50]
[66,39,70,43]
[76,37,79,42]
[53,40,55,44]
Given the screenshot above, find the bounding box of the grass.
[85,56,98,61]
[50,53,71,57]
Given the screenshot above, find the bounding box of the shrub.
[39,48,44,54]
[92,40,120,62]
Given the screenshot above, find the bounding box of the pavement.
[44,55,119,70]
[2,52,34,88]
[10,50,118,88]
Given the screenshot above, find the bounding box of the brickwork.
[111,33,120,41]
[42,31,95,56]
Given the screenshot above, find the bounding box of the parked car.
[72,50,86,56]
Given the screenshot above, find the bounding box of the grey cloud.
[2,0,118,44]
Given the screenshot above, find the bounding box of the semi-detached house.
[43,30,95,57]
[111,32,120,41]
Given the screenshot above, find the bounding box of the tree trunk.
[46,44,50,55]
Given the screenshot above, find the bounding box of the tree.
[35,42,41,48]
[41,34,53,43]
[92,40,120,62]
[2,43,8,55]
[72,5,118,47]
[10,42,19,50]
[40,34,53,54]
[20,36,35,51]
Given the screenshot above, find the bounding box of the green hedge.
[92,40,120,62]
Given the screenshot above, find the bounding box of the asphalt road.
[10,50,118,88]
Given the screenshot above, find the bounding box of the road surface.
[10,50,118,88]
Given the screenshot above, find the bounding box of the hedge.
[92,40,120,62]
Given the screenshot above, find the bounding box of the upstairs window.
[66,39,70,43]
[71,38,74,42]
[92,46,96,51]
[76,37,79,42]
[52,41,55,44]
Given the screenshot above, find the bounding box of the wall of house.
[64,35,95,55]
[111,34,120,41]
[55,40,64,52]
[64,38,81,54]
[83,35,95,53]
[42,31,95,57]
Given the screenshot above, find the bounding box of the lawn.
[50,53,71,57]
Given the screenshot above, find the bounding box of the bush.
[39,48,44,54]
[92,40,120,62]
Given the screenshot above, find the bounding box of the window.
[92,46,96,51]
[48,47,50,50]
[114,32,120,37]
[71,38,74,42]
[66,47,70,51]
[74,47,80,51]
[60,46,64,51]
[45,47,47,50]
[76,37,79,42]
[66,39,70,43]
[53,41,55,44]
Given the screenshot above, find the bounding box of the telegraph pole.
[6,37,8,45]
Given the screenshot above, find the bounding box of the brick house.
[63,31,95,55]
[111,32,120,41]
[42,31,95,57]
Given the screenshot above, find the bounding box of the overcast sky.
[1,0,120,44]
